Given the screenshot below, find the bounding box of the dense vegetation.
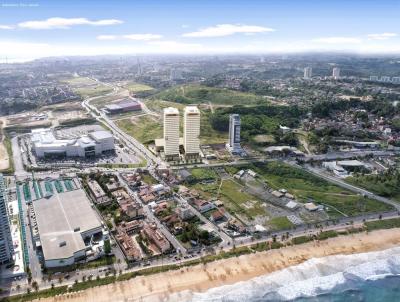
[311,99,400,119]
[210,105,305,144]
[346,169,400,201]
[152,84,265,105]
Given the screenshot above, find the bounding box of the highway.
[302,164,400,211]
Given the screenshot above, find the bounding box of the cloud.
[97,35,117,41]
[182,24,275,38]
[18,17,122,29]
[97,34,162,41]
[122,34,162,41]
[367,33,397,40]
[0,25,14,30]
[312,37,362,44]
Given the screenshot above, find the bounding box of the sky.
[0,0,399,61]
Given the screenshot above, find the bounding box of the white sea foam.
[172,246,400,302]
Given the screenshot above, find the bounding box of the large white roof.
[33,187,102,260]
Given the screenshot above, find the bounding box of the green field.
[116,116,162,144]
[268,216,294,230]
[152,84,266,105]
[141,173,158,185]
[144,99,186,113]
[251,162,394,217]
[62,77,113,98]
[190,168,219,181]
[123,82,153,93]
[192,178,267,220]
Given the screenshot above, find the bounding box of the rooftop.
[33,188,102,261]
[164,107,179,115]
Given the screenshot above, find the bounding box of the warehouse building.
[103,99,142,115]
[32,185,103,268]
[31,128,115,158]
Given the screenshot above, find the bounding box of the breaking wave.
[179,246,400,302]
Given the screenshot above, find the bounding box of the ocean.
[179,246,400,302]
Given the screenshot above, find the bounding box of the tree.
[31,281,39,292]
[104,239,111,255]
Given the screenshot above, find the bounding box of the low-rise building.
[87,180,110,204]
[193,199,214,213]
[141,223,171,253]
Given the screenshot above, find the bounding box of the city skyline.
[0,0,399,61]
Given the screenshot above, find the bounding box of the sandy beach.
[36,228,400,302]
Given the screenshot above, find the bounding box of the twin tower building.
[163,106,200,161]
[162,106,242,161]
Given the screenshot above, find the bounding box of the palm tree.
[31,281,39,292]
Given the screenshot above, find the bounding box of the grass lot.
[200,109,228,144]
[218,180,267,219]
[268,216,294,230]
[152,84,266,105]
[141,173,158,185]
[365,217,400,231]
[192,179,267,221]
[123,82,153,93]
[62,76,113,98]
[190,168,219,181]
[116,116,162,144]
[144,99,186,114]
[251,162,394,217]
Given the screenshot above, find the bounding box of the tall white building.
[227,114,242,154]
[0,174,14,264]
[332,67,340,79]
[183,106,200,158]
[304,67,312,79]
[392,77,400,84]
[163,107,180,159]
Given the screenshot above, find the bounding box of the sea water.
[180,246,400,302]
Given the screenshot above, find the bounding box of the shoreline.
[33,227,400,302]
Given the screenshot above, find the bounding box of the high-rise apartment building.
[227,114,242,154]
[183,106,200,158]
[392,77,400,84]
[0,174,13,264]
[332,67,340,79]
[304,67,312,79]
[163,107,180,159]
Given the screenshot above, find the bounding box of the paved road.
[3,209,400,298]
[303,164,400,211]
[118,174,188,255]
[11,136,25,176]
[174,194,233,247]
